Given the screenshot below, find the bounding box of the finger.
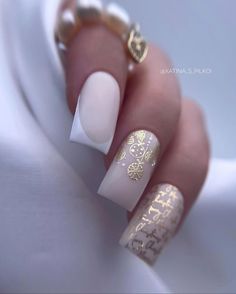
[98,45,181,211]
[120,99,210,265]
[149,99,210,216]
[60,2,129,153]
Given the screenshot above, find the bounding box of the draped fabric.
[0,0,235,292]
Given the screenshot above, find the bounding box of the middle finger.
[98,45,181,211]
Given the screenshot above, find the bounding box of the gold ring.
[55,1,148,64]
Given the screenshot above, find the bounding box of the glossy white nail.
[70,72,120,154]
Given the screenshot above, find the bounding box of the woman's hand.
[60,2,210,264]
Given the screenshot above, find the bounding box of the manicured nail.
[119,184,184,265]
[98,130,160,211]
[70,72,120,154]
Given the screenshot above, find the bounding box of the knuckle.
[195,147,209,176]
[179,143,209,181]
[136,44,181,110]
[148,47,181,107]
[183,137,210,180]
[148,43,173,68]
[183,99,205,123]
[178,99,210,180]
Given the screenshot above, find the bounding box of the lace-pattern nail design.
[120,184,184,264]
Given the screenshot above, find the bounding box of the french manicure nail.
[119,184,184,265]
[70,71,120,154]
[98,130,160,211]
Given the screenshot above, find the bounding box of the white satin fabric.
[0,0,235,293]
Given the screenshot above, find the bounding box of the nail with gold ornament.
[120,183,184,265]
[98,130,160,211]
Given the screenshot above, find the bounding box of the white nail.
[70,72,120,154]
[98,130,160,211]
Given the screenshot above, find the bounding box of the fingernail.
[98,130,160,211]
[70,72,120,154]
[119,184,184,265]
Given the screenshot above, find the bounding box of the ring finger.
[120,99,210,264]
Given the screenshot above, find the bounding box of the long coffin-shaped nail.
[70,71,120,154]
[98,130,160,211]
[120,184,184,265]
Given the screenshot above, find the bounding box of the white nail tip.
[70,72,120,154]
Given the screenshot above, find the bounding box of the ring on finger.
[55,0,148,64]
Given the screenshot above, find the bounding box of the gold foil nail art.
[98,129,161,211]
[116,130,160,181]
[120,184,184,264]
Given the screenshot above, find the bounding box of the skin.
[65,25,210,224]
[65,24,128,112]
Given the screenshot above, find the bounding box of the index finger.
[59,2,129,153]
